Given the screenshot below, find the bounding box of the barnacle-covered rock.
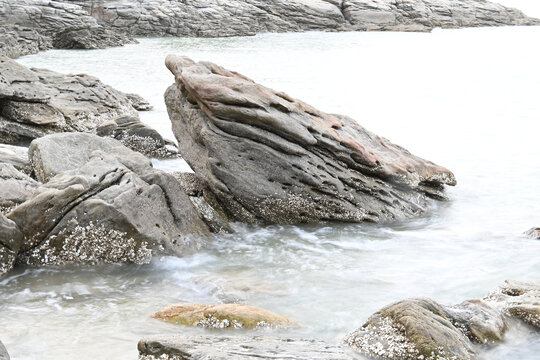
[165,55,456,225]
[151,303,292,329]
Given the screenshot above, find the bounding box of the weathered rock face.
[345,281,540,360]
[67,0,539,37]
[0,56,143,144]
[165,55,456,225]
[0,25,52,58]
[524,227,540,239]
[4,133,211,273]
[0,339,9,360]
[0,214,23,276]
[138,335,361,360]
[0,163,40,213]
[0,144,30,173]
[151,303,293,329]
[52,26,135,49]
[96,116,178,158]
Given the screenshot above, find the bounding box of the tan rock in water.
[151,303,293,329]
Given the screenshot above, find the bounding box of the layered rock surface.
[138,335,361,360]
[165,55,456,224]
[1,133,211,275]
[345,280,540,360]
[0,56,143,144]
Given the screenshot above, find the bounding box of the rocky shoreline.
[1,0,539,58]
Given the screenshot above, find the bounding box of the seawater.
[2,26,540,359]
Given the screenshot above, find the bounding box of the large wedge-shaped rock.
[165,55,456,225]
[7,133,211,270]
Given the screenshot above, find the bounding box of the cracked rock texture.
[345,281,540,360]
[0,56,146,145]
[165,55,456,225]
[138,335,361,360]
[1,133,212,275]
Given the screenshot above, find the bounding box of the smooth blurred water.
[2,26,540,359]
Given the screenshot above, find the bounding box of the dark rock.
[173,172,233,234]
[95,116,177,158]
[164,55,456,225]
[524,227,540,239]
[52,26,136,49]
[0,163,40,213]
[5,133,211,272]
[0,214,23,277]
[0,56,144,144]
[138,335,361,360]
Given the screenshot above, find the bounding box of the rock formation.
[138,335,361,360]
[165,55,456,225]
[345,280,540,360]
[0,144,31,173]
[0,56,148,145]
[1,133,212,276]
[151,303,293,329]
[1,0,538,57]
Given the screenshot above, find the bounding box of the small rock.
[524,227,540,239]
[151,303,293,329]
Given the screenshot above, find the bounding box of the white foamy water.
[2,26,540,359]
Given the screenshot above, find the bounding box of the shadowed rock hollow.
[164,55,456,225]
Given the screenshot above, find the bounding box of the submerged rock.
[165,55,456,225]
[524,227,540,239]
[5,133,212,272]
[96,116,178,158]
[52,26,135,50]
[345,281,540,360]
[0,56,144,144]
[138,335,360,360]
[151,303,292,329]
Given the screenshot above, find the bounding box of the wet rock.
[6,134,211,271]
[52,26,135,50]
[0,144,30,173]
[0,56,144,144]
[151,303,292,329]
[345,298,477,360]
[174,172,233,234]
[0,214,23,277]
[165,55,456,225]
[96,116,177,158]
[0,163,40,213]
[524,227,540,239]
[485,280,540,329]
[138,334,360,360]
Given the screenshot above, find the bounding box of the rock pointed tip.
[165,55,196,76]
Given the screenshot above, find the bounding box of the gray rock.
[0,163,40,213]
[524,227,540,239]
[52,26,135,49]
[165,55,456,225]
[0,214,23,277]
[0,339,9,360]
[0,56,144,144]
[7,135,211,270]
[126,93,153,111]
[95,116,177,158]
[0,144,30,172]
[174,172,234,234]
[138,334,361,360]
[345,281,540,360]
[0,25,51,58]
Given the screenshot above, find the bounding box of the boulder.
[524,227,540,239]
[5,134,212,271]
[345,281,540,360]
[52,26,135,49]
[138,335,360,360]
[165,55,456,225]
[96,116,177,158]
[0,163,40,214]
[0,144,30,172]
[0,56,145,144]
[151,303,293,329]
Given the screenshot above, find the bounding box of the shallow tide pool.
[2,26,540,359]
